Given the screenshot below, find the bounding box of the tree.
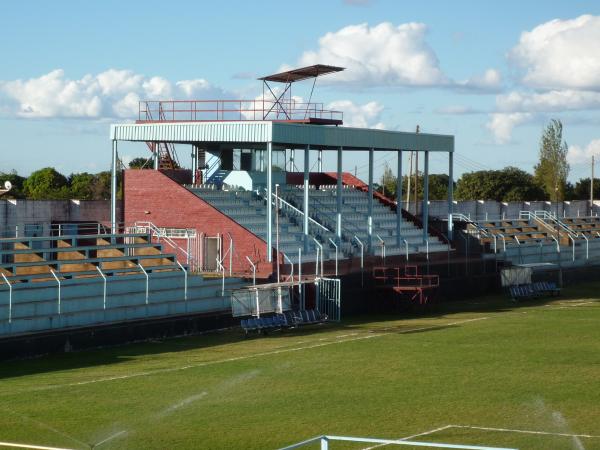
[129,157,153,169]
[69,172,95,200]
[90,171,112,200]
[378,163,397,198]
[23,167,69,200]
[571,178,600,200]
[455,167,545,201]
[534,119,570,201]
[0,170,26,198]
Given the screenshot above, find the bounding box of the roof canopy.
[258,64,345,83]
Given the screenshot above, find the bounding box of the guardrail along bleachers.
[282,185,449,256]
[0,231,247,337]
[188,187,341,263]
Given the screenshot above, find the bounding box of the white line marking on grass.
[450,424,600,439]
[0,442,77,450]
[362,425,455,449]
[1,317,489,396]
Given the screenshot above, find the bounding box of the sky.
[1,0,599,182]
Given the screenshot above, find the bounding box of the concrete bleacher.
[282,185,449,256]
[0,230,246,337]
[188,187,338,263]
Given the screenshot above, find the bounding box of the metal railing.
[266,189,331,235]
[139,99,343,123]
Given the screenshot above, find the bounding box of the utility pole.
[591,155,595,217]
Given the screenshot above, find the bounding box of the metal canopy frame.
[258,65,345,123]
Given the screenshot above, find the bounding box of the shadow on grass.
[1,280,598,380]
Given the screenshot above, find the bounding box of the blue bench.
[240,309,328,335]
[509,281,560,302]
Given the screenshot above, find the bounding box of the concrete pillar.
[368,148,374,252]
[304,145,310,252]
[336,146,343,241]
[153,143,159,170]
[290,148,295,172]
[396,150,403,246]
[191,145,197,184]
[267,142,273,262]
[423,151,430,243]
[448,151,454,240]
[111,140,118,233]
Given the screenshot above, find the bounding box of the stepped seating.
[282,185,448,256]
[0,228,249,337]
[508,281,560,302]
[188,187,339,263]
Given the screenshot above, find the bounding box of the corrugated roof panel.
[110,121,272,143]
[110,121,453,153]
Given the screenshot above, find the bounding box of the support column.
[396,150,403,246]
[191,145,197,185]
[367,148,374,252]
[447,151,454,240]
[290,148,295,172]
[303,145,310,252]
[318,149,323,172]
[153,143,159,170]
[423,151,430,243]
[110,140,118,233]
[336,146,343,242]
[267,142,273,262]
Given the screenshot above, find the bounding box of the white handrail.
[353,235,364,286]
[580,233,589,260]
[217,259,225,296]
[313,238,324,277]
[96,266,107,309]
[328,238,338,277]
[375,234,385,263]
[176,260,188,300]
[567,234,576,261]
[137,263,149,304]
[282,253,294,283]
[50,269,61,314]
[245,256,256,286]
[226,232,233,276]
[550,235,560,253]
[1,272,12,323]
[425,239,429,260]
[497,232,506,252]
[402,238,409,261]
[267,190,331,234]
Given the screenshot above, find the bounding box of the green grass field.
[1,282,600,450]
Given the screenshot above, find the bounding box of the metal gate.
[315,277,341,322]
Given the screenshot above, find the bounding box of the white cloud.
[510,15,600,90]
[567,139,600,165]
[298,22,448,87]
[328,100,384,128]
[0,69,231,119]
[459,69,502,91]
[485,112,532,144]
[496,89,600,113]
[435,105,480,115]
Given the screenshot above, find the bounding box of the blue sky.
[1,0,599,182]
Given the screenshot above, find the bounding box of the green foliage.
[455,166,545,201]
[378,163,453,201]
[129,157,153,169]
[69,172,95,200]
[23,167,70,200]
[0,170,26,198]
[534,119,570,201]
[571,178,600,200]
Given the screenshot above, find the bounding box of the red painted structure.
[123,169,274,276]
[373,265,439,304]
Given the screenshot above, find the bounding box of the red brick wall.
[124,170,274,275]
